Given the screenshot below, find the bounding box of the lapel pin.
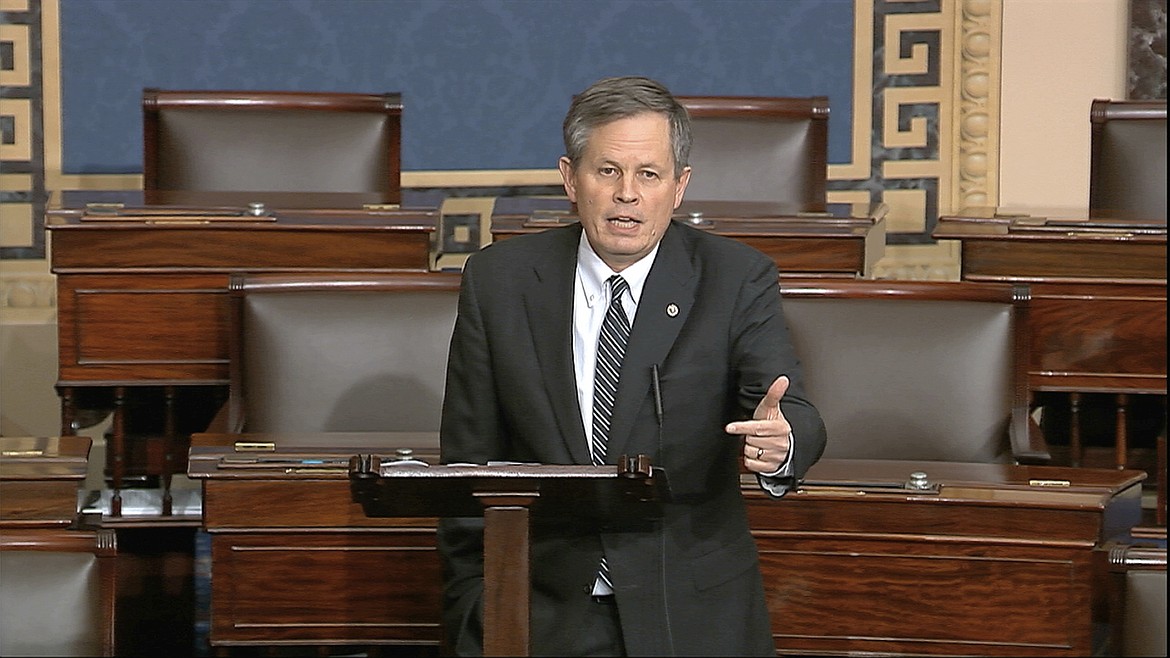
[666,303,679,317]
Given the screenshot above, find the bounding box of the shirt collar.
[576,232,660,309]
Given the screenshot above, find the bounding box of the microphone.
[651,364,664,426]
[650,363,675,653]
[649,364,673,504]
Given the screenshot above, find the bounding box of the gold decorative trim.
[41,0,63,192]
[403,169,563,188]
[0,23,31,86]
[953,0,1002,211]
[828,0,876,183]
[50,170,565,193]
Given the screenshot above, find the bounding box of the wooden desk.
[187,432,443,649]
[747,458,1146,656]
[0,436,91,527]
[491,198,887,278]
[934,208,1167,470]
[192,435,1144,655]
[46,191,439,516]
[0,436,116,657]
[46,192,888,518]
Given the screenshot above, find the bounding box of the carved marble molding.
[0,270,55,312]
[954,0,1001,211]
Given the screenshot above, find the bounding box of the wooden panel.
[49,227,431,272]
[750,496,1110,545]
[734,235,868,275]
[0,437,91,524]
[56,274,230,383]
[760,540,1088,655]
[46,198,438,386]
[743,459,1143,656]
[0,481,82,524]
[934,210,1167,397]
[193,443,1144,654]
[194,433,443,646]
[1030,285,1167,392]
[960,239,1165,281]
[491,200,887,278]
[209,532,440,645]
[202,479,436,530]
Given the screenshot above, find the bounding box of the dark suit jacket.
[438,220,827,656]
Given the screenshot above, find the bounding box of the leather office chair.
[0,527,117,657]
[1089,98,1167,221]
[778,279,1048,464]
[1083,98,1167,516]
[220,272,461,437]
[142,89,403,205]
[1106,542,1167,657]
[678,96,829,209]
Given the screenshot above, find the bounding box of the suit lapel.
[607,225,696,460]
[526,226,592,465]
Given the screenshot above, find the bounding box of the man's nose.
[614,176,639,204]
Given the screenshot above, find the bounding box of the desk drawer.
[56,274,230,383]
[209,530,441,645]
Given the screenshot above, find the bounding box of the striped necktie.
[591,274,631,592]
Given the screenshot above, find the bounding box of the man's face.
[559,112,691,272]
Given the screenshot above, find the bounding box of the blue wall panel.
[60,0,854,174]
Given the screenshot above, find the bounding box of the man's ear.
[558,156,578,202]
[673,166,692,208]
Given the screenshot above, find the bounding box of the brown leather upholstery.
[143,89,402,204]
[223,273,461,437]
[778,279,1047,464]
[679,96,828,209]
[1089,99,1167,221]
[1107,543,1167,657]
[222,274,1046,465]
[0,527,117,657]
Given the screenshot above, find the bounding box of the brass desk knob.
[906,471,931,490]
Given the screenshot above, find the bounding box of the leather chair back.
[679,96,829,209]
[143,89,402,204]
[1089,98,1167,221]
[1123,568,1167,657]
[0,528,117,657]
[225,273,461,437]
[778,279,1046,464]
[1107,543,1167,657]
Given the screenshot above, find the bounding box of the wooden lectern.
[349,452,669,656]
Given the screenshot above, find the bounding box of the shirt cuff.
[756,432,795,498]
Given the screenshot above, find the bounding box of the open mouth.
[608,215,642,227]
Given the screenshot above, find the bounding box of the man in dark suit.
[438,75,827,656]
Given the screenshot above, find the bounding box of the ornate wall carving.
[828,0,1001,280]
[0,0,47,262]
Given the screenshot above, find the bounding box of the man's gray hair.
[562,76,692,178]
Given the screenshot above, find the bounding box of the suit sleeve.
[437,257,500,656]
[731,256,827,492]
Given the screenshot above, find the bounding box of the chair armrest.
[1011,412,1052,465]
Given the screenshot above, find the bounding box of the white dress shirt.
[572,234,659,442]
